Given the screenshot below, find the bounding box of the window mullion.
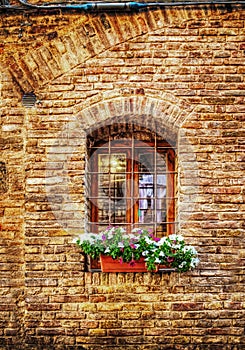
[167,149,175,235]
[131,135,135,230]
[132,133,139,228]
[108,129,111,226]
[154,133,157,236]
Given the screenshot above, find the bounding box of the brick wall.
[0,3,244,349]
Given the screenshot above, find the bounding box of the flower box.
[100,255,149,272]
[73,227,199,273]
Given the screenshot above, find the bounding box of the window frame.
[86,127,176,271]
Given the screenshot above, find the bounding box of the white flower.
[155,258,161,264]
[172,244,181,250]
[159,251,165,257]
[183,246,197,255]
[169,234,184,242]
[176,234,184,241]
[190,257,200,268]
[145,237,153,245]
[96,232,104,240]
[118,242,124,248]
[155,237,167,246]
[165,240,172,247]
[106,227,116,238]
[178,261,187,269]
[142,250,149,256]
[190,246,197,255]
[78,233,95,243]
[108,231,114,239]
[104,247,110,253]
[182,246,188,253]
[122,234,129,240]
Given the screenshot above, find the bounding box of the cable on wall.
[1,0,245,12]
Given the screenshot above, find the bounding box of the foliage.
[73,227,199,272]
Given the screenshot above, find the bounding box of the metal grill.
[86,124,177,237]
[22,92,37,108]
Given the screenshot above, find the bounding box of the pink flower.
[119,257,123,264]
[129,260,136,267]
[167,257,174,263]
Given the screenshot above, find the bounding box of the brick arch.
[73,92,199,231]
[5,4,227,93]
[76,91,195,134]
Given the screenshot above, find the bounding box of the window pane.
[98,174,110,198]
[110,154,126,173]
[98,154,126,173]
[138,153,154,173]
[156,153,166,173]
[156,174,167,223]
[97,153,127,225]
[98,154,110,173]
[96,198,127,223]
[111,202,127,223]
[97,198,109,222]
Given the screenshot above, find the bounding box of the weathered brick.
[1,4,245,349]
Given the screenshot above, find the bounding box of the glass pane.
[98,174,110,198]
[156,174,166,224]
[97,153,127,225]
[110,154,126,173]
[98,154,126,173]
[138,151,154,173]
[97,198,127,223]
[138,145,154,224]
[98,154,110,173]
[97,198,109,222]
[138,173,154,225]
[110,174,126,198]
[139,208,154,223]
[155,223,167,237]
[156,198,166,223]
[111,202,126,223]
[156,153,166,172]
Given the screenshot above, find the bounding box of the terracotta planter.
[100,255,152,273]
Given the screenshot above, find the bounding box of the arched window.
[86,123,177,270]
